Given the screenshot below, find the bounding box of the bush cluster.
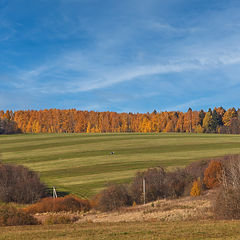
[96,184,132,212]
[130,167,193,204]
[0,163,47,204]
[130,167,167,204]
[96,167,193,211]
[0,205,38,226]
[24,195,91,214]
[96,156,240,212]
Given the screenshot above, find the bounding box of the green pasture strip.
[3,141,240,166]
[0,135,160,152]
[3,137,240,163]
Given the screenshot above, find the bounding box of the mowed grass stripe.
[0,135,154,152]
[2,133,240,197]
[40,160,165,178]
[27,146,240,173]
[3,141,240,164]
[2,133,237,157]
[0,132,222,151]
[1,133,200,152]
[0,133,146,145]
[0,132,233,145]
[0,132,183,144]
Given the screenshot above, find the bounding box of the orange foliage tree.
[203,161,222,189]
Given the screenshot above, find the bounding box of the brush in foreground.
[24,195,91,214]
[0,205,38,226]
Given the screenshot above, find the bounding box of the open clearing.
[1,133,240,197]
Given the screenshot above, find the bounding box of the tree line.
[1,107,240,134]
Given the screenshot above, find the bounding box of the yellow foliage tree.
[202,112,212,132]
[222,108,237,126]
[190,179,202,197]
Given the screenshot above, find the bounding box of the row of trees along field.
[0,107,240,134]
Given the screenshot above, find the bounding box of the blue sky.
[1,0,240,112]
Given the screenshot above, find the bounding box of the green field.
[1,133,240,197]
[1,221,240,240]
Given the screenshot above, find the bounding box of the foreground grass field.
[1,220,240,240]
[1,133,240,197]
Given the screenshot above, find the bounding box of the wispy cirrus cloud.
[10,48,240,95]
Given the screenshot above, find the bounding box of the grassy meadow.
[1,221,240,240]
[1,132,240,197]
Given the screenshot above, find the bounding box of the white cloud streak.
[12,49,240,95]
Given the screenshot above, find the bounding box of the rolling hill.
[1,133,240,197]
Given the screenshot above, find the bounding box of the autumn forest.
[1,107,240,135]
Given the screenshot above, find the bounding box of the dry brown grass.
[31,190,214,225]
[70,190,215,223]
[2,220,240,240]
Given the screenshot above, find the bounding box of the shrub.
[130,167,192,204]
[130,167,167,204]
[185,159,210,182]
[97,184,132,212]
[24,195,91,214]
[165,169,193,198]
[214,157,240,219]
[204,161,222,189]
[0,205,38,226]
[214,188,240,219]
[0,163,47,204]
[90,193,101,209]
[217,154,240,169]
[190,179,202,197]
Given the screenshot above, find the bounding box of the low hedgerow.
[24,195,91,214]
[0,205,38,226]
